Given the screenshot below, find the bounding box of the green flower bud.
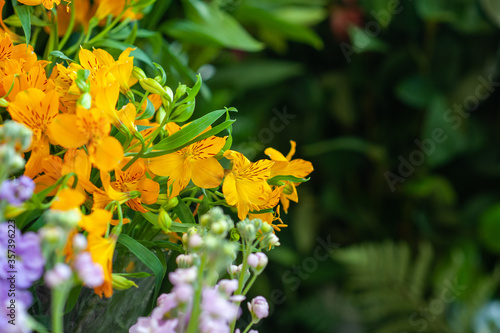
[132,66,147,80]
[175,84,187,101]
[283,183,294,195]
[170,101,195,123]
[158,209,172,232]
[0,98,8,107]
[140,78,167,96]
[45,208,81,229]
[163,196,179,210]
[200,214,211,227]
[112,274,138,290]
[77,92,92,109]
[261,222,273,234]
[230,228,240,241]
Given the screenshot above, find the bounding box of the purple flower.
[0,279,32,307]
[169,267,197,286]
[217,279,239,296]
[0,223,44,289]
[74,252,104,288]
[0,176,35,205]
[130,293,179,333]
[248,296,269,321]
[45,263,72,288]
[0,299,31,333]
[201,288,239,323]
[173,283,194,304]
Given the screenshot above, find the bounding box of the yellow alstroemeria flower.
[148,124,226,198]
[93,159,159,213]
[222,150,275,220]
[88,232,117,298]
[48,105,124,171]
[17,0,61,10]
[265,140,314,213]
[7,88,59,177]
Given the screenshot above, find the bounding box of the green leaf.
[267,175,309,186]
[92,39,154,69]
[114,272,153,278]
[173,199,196,224]
[479,204,500,254]
[348,26,389,54]
[14,5,31,46]
[150,108,231,151]
[117,234,166,305]
[136,97,155,120]
[64,286,82,314]
[124,21,138,45]
[50,50,73,62]
[480,0,500,27]
[161,0,264,51]
[395,75,435,109]
[153,240,183,252]
[235,4,323,49]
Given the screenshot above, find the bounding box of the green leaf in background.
[403,175,457,205]
[479,204,500,253]
[235,3,324,49]
[414,0,456,22]
[162,0,264,51]
[421,94,468,167]
[14,4,31,45]
[480,0,500,27]
[348,26,389,54]
[395,75,435,109]
[173,198,196,225]
[117,234,166,306]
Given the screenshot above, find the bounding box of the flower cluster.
[0,1,313,332]
[131,208,272,333]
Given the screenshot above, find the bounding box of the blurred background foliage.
[58,0,500,331]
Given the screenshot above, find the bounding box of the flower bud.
[45,208,81,229]
[283,182,294,195]
[158,209,172,232]
[247,252,268,273]
[77,92,92,109]
[45,263,72,288]
[155,106,166,124]
[261,222,273,234]
[248,296,269,322]
[163,196,179,210]
[72,233,88,252]
[0,98,8,107]
[175,84,187,100]
[228,264,241,277]
[140,78,167,96]
[200,214,211,227]
[112,274,138,290]
[176,254,193,268]
[132,66,147,80]
[188,233,203,250]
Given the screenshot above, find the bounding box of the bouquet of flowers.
[0,1,314,332]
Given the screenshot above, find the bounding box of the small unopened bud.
[72,233,88,252]
[163,196,179,210]
[175,84,187,100]
[261,222,273,234]
[0,98,8,107]
[176,254,193,268]
[155,106,166,124]
[247,252,268,273]
[45,208,81,229]
[140,78,166,96]
[112,274,138,290]
[248,296,269,322]
[45,263,72,288]
[158,209,172,232]
[132,66,147,80]
[77,92,92,109]
[188,233,203,250]
[228,264,241,277]
[283,183,294,195]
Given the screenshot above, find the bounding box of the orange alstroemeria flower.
[17,0,61,10]
[222,150,275,220]
[49,105,124,171]
[265,141,314,213]
[34,149,98,195]
[93,159,159,213]
[7,88,59,177]
[148,124,226,198]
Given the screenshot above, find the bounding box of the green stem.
[242,273,258,296]
[186,255,206,333]
[58,0,76,50]
[241,321,256,333]
[51,284,70,333]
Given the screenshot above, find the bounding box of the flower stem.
[58,0,76,50]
